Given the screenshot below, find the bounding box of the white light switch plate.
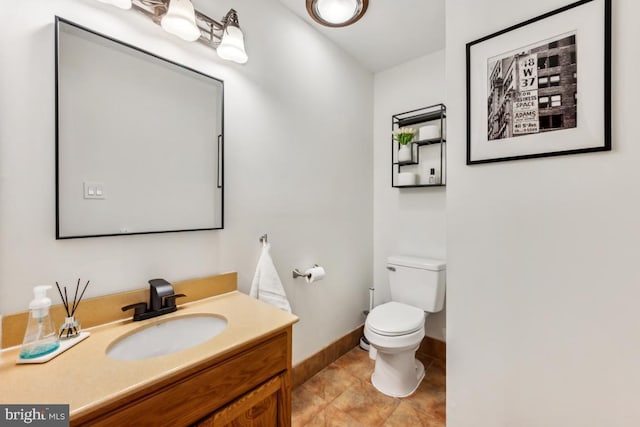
[84,181,105,199]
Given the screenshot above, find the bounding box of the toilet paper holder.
[292,264,319,279]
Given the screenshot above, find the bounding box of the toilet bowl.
[364,301,426,397]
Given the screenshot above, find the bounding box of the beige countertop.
[0,291,298,419]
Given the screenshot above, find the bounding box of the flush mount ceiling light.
[306,0,368,27]
[95,0,248,64]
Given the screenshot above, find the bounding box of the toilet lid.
[367,302,425,337]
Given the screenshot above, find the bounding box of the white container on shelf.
[397,172,417,186]
[419,124,441,141]
[397,145,412,162]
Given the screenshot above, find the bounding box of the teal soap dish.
[16,331,90,365]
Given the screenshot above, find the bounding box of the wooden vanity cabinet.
[195,373,288,427]
[73,328,292,427]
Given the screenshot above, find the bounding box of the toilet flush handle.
[386,266,396,272]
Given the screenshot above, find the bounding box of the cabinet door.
[196,374,290,427]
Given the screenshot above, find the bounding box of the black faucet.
[122,279,186,321]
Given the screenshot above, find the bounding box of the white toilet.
[364,256,446,397]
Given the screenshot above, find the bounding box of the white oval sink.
[106,314,228,361]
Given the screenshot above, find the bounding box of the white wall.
[0,0,373,364]
[373,50,447,341]
[446,0,640,425]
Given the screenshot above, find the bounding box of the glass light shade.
[217,26,248,64]
[161,0,201,42]
[97,0,132,9]
[315,0,358,24]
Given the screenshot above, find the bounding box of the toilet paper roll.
[305,266,326,284]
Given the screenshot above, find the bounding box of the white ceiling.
[277,0,446,72]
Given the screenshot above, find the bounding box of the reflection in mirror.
[55,17,223,239]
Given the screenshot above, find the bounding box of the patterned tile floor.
[292,347,446,426]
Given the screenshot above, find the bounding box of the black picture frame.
[466,0,611,165]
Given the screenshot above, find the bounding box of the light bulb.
[161,0,201,42]
[217,26,248,64]
[315,0,358,24]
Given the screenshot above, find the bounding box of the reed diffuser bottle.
[19,286,60,359]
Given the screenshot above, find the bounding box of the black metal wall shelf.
[394,160,419,166]
[397,110,447,127]
[415,137,446,146]
[392,103,446,188]
[396,184,446,188]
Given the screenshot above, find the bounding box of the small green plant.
[392,127,415,146]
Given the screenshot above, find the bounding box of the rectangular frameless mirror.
[55,17,223,239]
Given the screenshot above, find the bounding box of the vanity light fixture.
[216,10,248,64]
[306,0,368,27]
[160,0,201,41]
[95,0,248,64]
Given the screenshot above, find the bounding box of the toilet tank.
[387,256,446,313]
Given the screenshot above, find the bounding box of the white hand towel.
[250,243,292,313]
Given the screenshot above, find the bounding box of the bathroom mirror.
[55,17,223,239]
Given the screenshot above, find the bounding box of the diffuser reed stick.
[71,278,80,317]
[72,280,90,316]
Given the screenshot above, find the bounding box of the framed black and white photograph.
[466,0,611,165]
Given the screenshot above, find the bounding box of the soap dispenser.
[19,286,60,360]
